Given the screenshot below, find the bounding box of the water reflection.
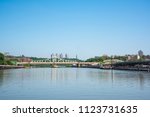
[0,70,4,87]
[112,70,150,90]
[50,68,77,81]
[0,68,150,99]
[111,70,114,84]
[138,73,144,90]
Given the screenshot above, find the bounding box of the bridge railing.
[17,61,100,65]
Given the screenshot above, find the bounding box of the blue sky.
[0,0,150,59]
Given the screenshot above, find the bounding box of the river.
[0,68,150,100]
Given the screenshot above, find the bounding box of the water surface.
[0,68,150,100]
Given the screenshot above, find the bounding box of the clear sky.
[0,0,150,59]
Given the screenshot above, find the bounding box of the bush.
[0,53,4,65]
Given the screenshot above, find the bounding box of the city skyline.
[0,0,150,59]
[2,50,149,61]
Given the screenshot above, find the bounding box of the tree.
[85,57,104,63]
[0,52,5,65]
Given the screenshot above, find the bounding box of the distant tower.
[51,53,54,59]
[60,53,63,58]
[65,54,68,58]
[56,53,58,58]
[137,50,144,60]
[138,50,144,57]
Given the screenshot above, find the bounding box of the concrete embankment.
[113,67,150,72]
[78,65,150,72]
[0,65,24,70]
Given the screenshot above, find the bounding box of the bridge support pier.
[52,64,58,68]
[77,63,81,67]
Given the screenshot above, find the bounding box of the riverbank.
[78,65,150,72]
[113,67,150,72]
[0,65,24,70]
[1,64,150,72]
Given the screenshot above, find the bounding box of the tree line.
[0,52,13,65]
[85,55,127,63]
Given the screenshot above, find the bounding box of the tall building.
[51,53,54,59]
[138,50,144,57]
[60,53,63,58]
[76,55,78,59]
[56,53,58,58]
[137,50,144,60]
[65,54,68,58]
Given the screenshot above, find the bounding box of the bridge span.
[17,61,99,67]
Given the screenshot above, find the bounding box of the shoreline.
[0,65,25,70]
[75,66,150,72]
[0,65,150,72]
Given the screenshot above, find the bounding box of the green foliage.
[65,58,83,62]
[23,64,30,67]
[86,55,127,63]
[85,57,104,63]
[0,52,5,65]
[6,60,14,65]
[30,57,47,61]
[113,56,127,61]
[0,52,16,65]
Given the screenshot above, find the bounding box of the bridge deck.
[17,62,99,65]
